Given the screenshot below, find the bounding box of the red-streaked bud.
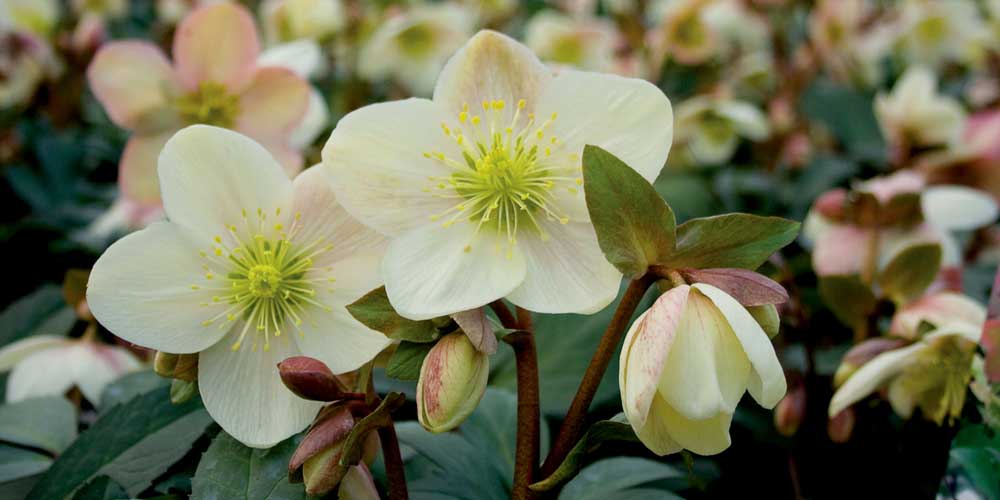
[774,380,806,437]
[417,332,489,433]
[338,464,380,500]
[278,356,348,401]
[828,408,855,443]
[289,404,355,485]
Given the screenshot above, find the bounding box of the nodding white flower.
[524,10,618,73]
[260,0,345,45]
[323,30,673,320]
[358,3,475,96]
[673,95,769,166]
[0,0,59,38]
[87,125,391,447]
[890,291,986,340]
[829,325,981,425]
[894,0,990,70]
[875,66,966,151]
[619,283,786,455]
[0,335,142,404]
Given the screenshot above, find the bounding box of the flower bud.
[773,380,806,437]
[814,188,847,220]
[747,304,780,339]
[154,352,198,381]
[289,404,355,495]
[828,408,855,443]
[278,356,348,401]
[417,332,489,433]
[337,464,380,500]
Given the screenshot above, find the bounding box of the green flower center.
[396,23,437,58]
[422,99,582,256]
[896,335,975,425]
[915,15,948,45]
[550,35,584,65]
[192,208,336,353]
[176,82,240,128]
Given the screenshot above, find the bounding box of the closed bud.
[337,464,380,500]
[773,380,806,437]
[417,332,489,433]
[302,443,348,496]
[278,356,348,401]
[154,352,198,381]
[828,408,855,443]
[154,352,179,378]
[289,404,355,496]
[748,304,780,339]
[815,188,847,220]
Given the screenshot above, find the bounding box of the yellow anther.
[191,285,201,290]
[214,236,222,243]
[206,273,214,279]
[463,245,472,253]
[517,99,526,109]
[274,224,283,231]
[482,101,490,110]
[493,100,505,110]
[472,116,481,125]
[423,152,432,158]
[459,111,468,123]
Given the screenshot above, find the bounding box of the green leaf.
[799,78,886,163]
[70,476,127,500]
[950,447,1000,500]
[0,285,75,347]
[0,397,77,454]
[665,214,800,270]
[819,275,878,328]
[0,444,52,483]
[386,341,435,381]
[557,457,686,500]
[878,243,942,304]
[191,431,306,500]
[28,386,213,499]
[347,287,440,342]
[531,415,638,492]
[582,145,676,278]
[98,370,168,411]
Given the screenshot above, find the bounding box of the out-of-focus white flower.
[460,0,518,25]
[648,0,768,66]
[875,66,966,150]
[0,335,142,404]
[0,31,60,109]
[893,0,990,69]
[0,0,59,37]
[358,3,475,96]
[260,0,345,45]
[674,94,769,166]
[258,39,331,148]
[620,284,786,455]
[324,30,672,319]
[87,126,391,447]
[524,10,618,73]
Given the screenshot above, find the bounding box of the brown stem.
[504,329,540,500]
[377,421,409,500]
[490,300,519,330]
[540,274,655,477]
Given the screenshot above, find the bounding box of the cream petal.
[620,286,689,431]
[383,222,527,320]
[158,125,294,242]
[338,465,380,500]
[235,67,310,141]
[654,398,733,456]
[172,2,260,92]
[259,140,304,177]
[87,222,228,354]
[322,98,461,236]
[0,336,68,372]
[693,283,786,409]
[534,70,673,183]
[507,220,621,314]
[887,376,916,419]
[432,30,551,116]
[716,100,770,140]
[199,332,321,448]
[812,224,871,276]
[87,41,180,132]
[921,185,999,231]
[119,131,174,206]
[632,395,684,456]
[6,346,76,402]
[828,342,924,417]
[68,343,142,404]
[289,88,330,149]
[257,39,325,79]
[890,291,986,339]
[657,289,750,419]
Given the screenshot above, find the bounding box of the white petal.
[535,70,673,183]
[633,394,684,456]
[67,343,143,404]
[289,89,329,149]
[0,336,68,372]
[653,395,733,456]
[693,283,786,408]
[383,222,527,320]
[198,332,321,448]
[887,376,916,419]
[293,280,391,374]
[87,222,229,354]
[322,98,460,236]
[6,346,76,402]
[716,101,770,140]
[828,341,924,417]
[507,220,621,314]
[620,286,689,431]
[921,185,999,231]
[688,128,739,165]
[257,39,325,79]
[158,125,294,242]
[433,30,551,115]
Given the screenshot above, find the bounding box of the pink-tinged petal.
[119,131,176,206]
[812,224,872,276]
[235,67,310,140]
[964,108,1000,161]
[87,41,180,132]
[858,170,925,204]
[890,291,986,339]
[260,140,304,177]
[172,2,260,92]
[619,286,689,431]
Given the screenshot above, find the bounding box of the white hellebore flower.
[674,95,769,166]
[0,335,142,403]
[619,283,786,455]
[324,30,673,320]
[874,66,966,150]
[87,125,391,448]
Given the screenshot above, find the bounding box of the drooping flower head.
[324,30,673,319]
[87,125,390,447]
[87,2,311,218]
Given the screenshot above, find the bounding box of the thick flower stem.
[377,421,409,500]
[540,274,655,478]
[504,327,541,500]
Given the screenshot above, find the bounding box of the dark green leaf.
[386,341,435,381]
[98,370,168,411]
[582,145,676,278]
[819,275,878,328]
[531,415,637,492]
[347,287,439,342]
[950,447,1000,500]
[557,457,686,500]
[0,445,52,483]
[70,476,127,500]
[0,286,75,347]
[665,214,800,270]
[0,397,77,454]
[28,386,212,499]
[878,243,942,304]
[191,432,306,500]
[800,78,886,163]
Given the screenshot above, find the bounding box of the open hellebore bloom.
[358,3,475,96]
[874,66,966,152]
[260,0,345,45]
[524,11,619,73]
[325,30,673,319]
[893,0,990,70]
[87,2,311,219]
[829,325,981,425]
[0,30,61,110]
[87,125,390,447]
[416,331,489,433]
[673,95,769,166]
[890,291,986,340]
[0,335,142,403]
[620,283,786,455]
